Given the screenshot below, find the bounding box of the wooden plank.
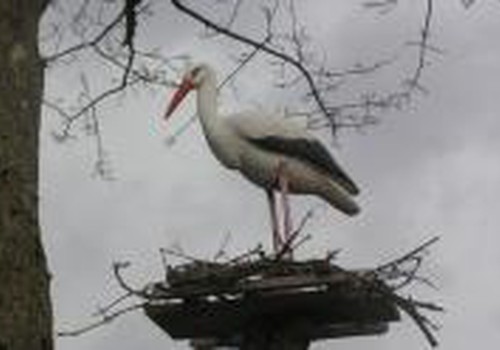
[150,269,377,300]
[145,287,399,339]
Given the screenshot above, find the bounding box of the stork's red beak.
[164,78,195,119]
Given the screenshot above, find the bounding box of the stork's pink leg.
[278,171,292,251]
[266,189,281,253]
[272,161,294,260]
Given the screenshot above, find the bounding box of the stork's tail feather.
[323,181,360,216]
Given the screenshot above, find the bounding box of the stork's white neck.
[196,67,218,132]
[195,67,239,169]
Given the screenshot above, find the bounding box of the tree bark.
[0,1,53,349]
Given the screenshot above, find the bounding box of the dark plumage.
[246,136,359,195]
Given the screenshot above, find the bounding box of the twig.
[112,262,150,298]
[161,247,209,264]
[275,209,315,260]
[92,292,134,317]
[390,294,442,347]
[225,0,244,29]
[92,45,175,88]
[44,7,126,63]
[213,231,232,262]
[289,234,312,253]
[325,248,342,262]
[405,0,434,90]
[57,303,144,337]
[375,236,440,272]
[358,235,443,347]
[54,76,141,140]
[227,244,265,264]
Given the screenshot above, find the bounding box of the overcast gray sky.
[39,1,500,349]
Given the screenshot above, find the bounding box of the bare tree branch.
[375,236,439,272]
[405,0,434,91]
[41,1,157,177]
[170,0,334,132]
[44,6,126,63]
[171,0,438,138]
[123,0,143,48]
[57,303,144,337]
[112,261,151,298]
[390,294,443,347]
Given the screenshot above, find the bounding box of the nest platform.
[143,257,400,347]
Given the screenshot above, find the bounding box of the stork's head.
[164,64,211,119]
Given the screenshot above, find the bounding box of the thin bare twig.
[161,247,208,264]
[57,303,144,337]
[92,292,135,318]
[390,294,442,347]
[112,262,150,298]
[53,75,140,141]
[44,7,126,63]
[227,244,265,264]
[375,236,440,272]
[275,208,315,260]
[226,0,245,29]
[356,235,443,347]
[405,0,433,91]
[213,231,232,261]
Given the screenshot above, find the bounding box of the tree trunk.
[0,1,52,349]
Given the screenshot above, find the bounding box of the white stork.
[164,63,360,253]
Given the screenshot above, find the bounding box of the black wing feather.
[247,136,359,195]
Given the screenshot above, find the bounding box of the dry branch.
[171,0,438,138]
[57,303,144,337]
[42,1,165,177]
